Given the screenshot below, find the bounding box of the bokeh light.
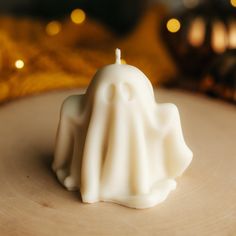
[188,17,205,47]
[71,9,86,24]
[230,0,236,7]
[211,21,227,54]
[15,60,24,69]
[166,18,181,33]
[229,21,236,48]
[46,21,61,36]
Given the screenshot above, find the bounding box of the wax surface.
[52,61,193,209]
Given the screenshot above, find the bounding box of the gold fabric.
[0,6,176,103]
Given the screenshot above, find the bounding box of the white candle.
[52,49,193,209]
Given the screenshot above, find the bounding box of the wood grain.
[0,89,235,236]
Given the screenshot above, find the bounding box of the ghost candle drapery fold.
[52,50,193,209]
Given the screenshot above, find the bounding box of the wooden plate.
[0,89,235,236]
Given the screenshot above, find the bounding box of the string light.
[15,59,24,69]
[211,21,227,54]
[46,21,61,36]
[228,21,236,48]
[166,18,181,33]
[71,9,86,24]
[188,17,206,47]
[230,0,236,7]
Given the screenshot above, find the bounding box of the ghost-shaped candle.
[52,49,193,209]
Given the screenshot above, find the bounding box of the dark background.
[0,0,148,34]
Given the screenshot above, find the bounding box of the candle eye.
[104,84,116,102]
[120,83,133,101]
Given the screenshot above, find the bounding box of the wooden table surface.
[0,89,235,236]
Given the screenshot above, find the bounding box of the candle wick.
[115,48,121,64]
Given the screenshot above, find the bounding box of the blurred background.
[0,0,235,104]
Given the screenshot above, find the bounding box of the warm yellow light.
[46,21,61,36]
[230,0,236,7]
[188,17,205,47]
[15,59,24,69]
[211,21,227,54]
[229,21,236,48]
[166,18,181,33]
[121,59,126,64]
[71,9,86,24]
